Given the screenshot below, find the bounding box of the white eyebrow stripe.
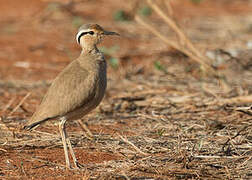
[76,29,92,44]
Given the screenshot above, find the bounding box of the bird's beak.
[102,30,120,36]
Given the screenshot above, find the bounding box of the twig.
[32,130,58,137]
[0,79,51,88]
[30,157,66,168]
[135,15,216,75]
[135,15,180,50]
[147,0,206,61]
[20,161,27,176]
[222,125,250,151]
[1,97,16,113]
[118,134,148,156]
[194,155,246,159]
[223,95,252,104]
[9,92,31,116]
[164,0,173,16]
[0,147,7,152]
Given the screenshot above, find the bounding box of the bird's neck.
[81,45,99,55]
[78,45,104,66]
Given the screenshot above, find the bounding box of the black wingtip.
[23,121,42,131]
[23,117,51,131]
[23,124,36,131]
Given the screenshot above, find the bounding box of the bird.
[24,24,119,169]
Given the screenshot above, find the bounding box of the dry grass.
[1,70,251,178]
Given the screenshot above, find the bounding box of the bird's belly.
[66,74,107,121]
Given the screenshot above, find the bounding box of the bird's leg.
[59,117,71,169]
[78,119,93,140]
[65,136,83,169]
[64,125,83,169]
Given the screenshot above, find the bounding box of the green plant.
[46,2,61,11]
[157,128,166,137]
[109,57,119,69]
[72,16,84,28]
[100,45,120,55]
[154,61,167,73]
[100,46,120,69]
[138,6,152,17]
[113,10,129,21]
[191,0,203,4]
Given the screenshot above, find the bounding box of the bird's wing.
[25,60,97,128]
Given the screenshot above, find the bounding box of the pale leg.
[65,131,82,169]
[59,117,71,169]
[78,119,93,140]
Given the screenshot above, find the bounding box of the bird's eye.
[88,31,94,35]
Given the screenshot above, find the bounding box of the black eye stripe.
[89,31,94,35]
[77,31,95,44]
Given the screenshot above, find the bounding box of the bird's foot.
[74,161,84,169]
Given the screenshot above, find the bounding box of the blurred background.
[1,0,252,82]
[0,0,252,179]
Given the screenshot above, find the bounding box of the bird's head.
[76,24,119,50]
